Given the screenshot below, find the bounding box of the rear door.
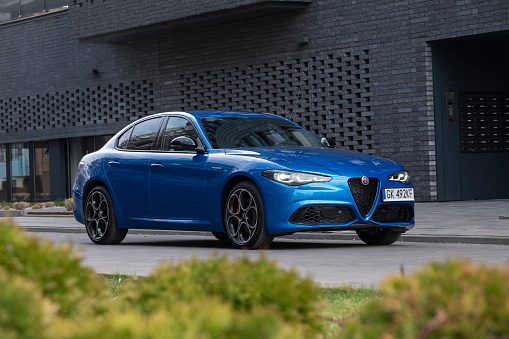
[104,117,164,218]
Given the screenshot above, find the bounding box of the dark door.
[433,35,509,200]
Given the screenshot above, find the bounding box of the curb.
[19,227,509,245]
[26,212,74,216]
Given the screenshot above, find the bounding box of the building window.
[10,142,30,201]
[0,0,68,23]
[0,144,6,201]
[34,140,50,200]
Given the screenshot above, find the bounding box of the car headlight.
[261,170,332,186]
[388,170,411,185]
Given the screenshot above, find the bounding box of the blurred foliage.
[0,221,320,338]
[0,266,56,339]
[343,259,509,338]
[0,220,109,318]
[3,218,507,338]
[118,254,322,334]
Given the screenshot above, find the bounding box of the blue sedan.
[73,110,414,249]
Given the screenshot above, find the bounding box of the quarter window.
[116,127,133,150]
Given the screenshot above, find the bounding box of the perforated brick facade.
[1,1,508,200]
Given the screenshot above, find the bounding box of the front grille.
[371,203,413,223]
[348,177,379,217]
[289,205,355,225]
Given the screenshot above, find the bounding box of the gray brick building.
[0,0,508,202]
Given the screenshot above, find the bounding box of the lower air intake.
[289,205,355,225]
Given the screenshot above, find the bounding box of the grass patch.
[102,273,140,299]
[319,286,379,337]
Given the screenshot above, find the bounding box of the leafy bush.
[12,201,30,210]
[0,220,109,318]
[2,206,10,210]
[57,297,307,339]
[0,267,56,339]
[44,201,55,208]
[343,259,509,338]
[31,203,44,210]
[64,198,73,211]
[119,255,322,334]
[0,222,321,337]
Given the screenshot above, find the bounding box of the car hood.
[224,147,398,175]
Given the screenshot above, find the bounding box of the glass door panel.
[0,144,7,201]
[11,143,30,201]
[34,141,50,200]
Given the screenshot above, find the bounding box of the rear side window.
[116,117,163,151]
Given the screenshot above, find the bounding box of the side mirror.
[321,137,336,148]
[170,136,206,153]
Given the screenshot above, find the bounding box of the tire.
[211,232,229,241]
[356,229,402,245]
[85,186,128,245]
[224,181,274,249]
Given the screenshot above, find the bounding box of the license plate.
[383,188,414,202]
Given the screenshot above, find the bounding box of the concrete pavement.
[7,199,509,245]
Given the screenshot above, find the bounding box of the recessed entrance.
[433,32,509,201]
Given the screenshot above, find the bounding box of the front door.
[149,116,207,221]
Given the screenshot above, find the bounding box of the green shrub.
[119,255,322,333]
[0,220,109,318]
[58,297,307,339]
[0,267,56,339]
[343,259,509,338]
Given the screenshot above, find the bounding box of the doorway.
[433,32,509,200]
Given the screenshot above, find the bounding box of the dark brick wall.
[68,0,312,40]
[1,1,508,201]
[0,10,161,142]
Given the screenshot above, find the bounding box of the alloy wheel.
[85,190,110,241]
[225,188,259,245]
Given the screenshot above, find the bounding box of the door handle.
[108,161,121,167]
[150,162,164,168]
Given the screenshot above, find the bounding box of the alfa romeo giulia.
[73,110,414,249]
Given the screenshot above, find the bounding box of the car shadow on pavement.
[118,236,373,250]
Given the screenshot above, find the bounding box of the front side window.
[200,117,324,149]
[160,117,200,151]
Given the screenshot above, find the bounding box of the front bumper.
[259,174,415,235]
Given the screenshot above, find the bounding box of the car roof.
[150,110,284,120]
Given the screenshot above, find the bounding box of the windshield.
[200,117,325,149]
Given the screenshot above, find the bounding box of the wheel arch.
[83,179,110,209]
